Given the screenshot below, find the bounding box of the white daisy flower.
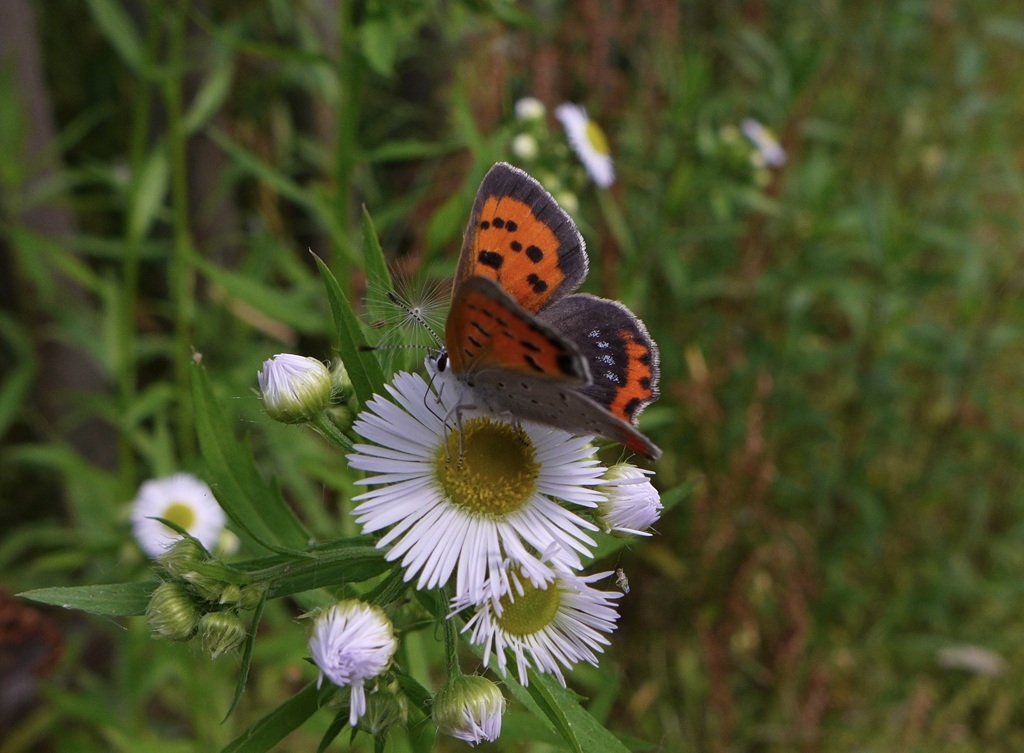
[555,102,615,188]
[514,96,546,122]
[433,674,506,746]
[457,566,621,686]
[130,473,227,559]
[511,133,539,161]
[347,368,605,605]
[740,118,787,168]
[597,463,662,536]
[308,601,398,727]
[257,353,333,423]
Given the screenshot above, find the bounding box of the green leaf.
[127,146,169,241]
[184,57,234,134]
[221,682,330,753]
[86,0,145,71]
[195,257,326,334]
[504,672,632,753]
[313,254,385,408]
[224,592,266,721]
[20,582,155,617]
[191,365,310,553]
[360,207,393,300]
[0,313,35,439]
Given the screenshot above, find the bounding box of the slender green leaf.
[313,254,385,407]
[86,0,144,71]
[184,58,234,134]
[0,314,35,439]
[360,207,393,299]
[223,593,266,721]
[221,682,330,753]
[127,146,169,241]
[315,711,349,753]
[20,582,155,617]
[195,257,326,334]
[191,365,310,553]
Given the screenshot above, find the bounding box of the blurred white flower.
[130,473,226,558]
[741,118,787,168]
[514,96,546,121]
[555,102,615,188]
[511,133,539,161]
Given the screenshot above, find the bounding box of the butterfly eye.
[436,352,449,372]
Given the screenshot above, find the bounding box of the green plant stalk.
[334,3,363,294]
[164,0,196,460]
[117,12,161,495]
[311,413,354,453]
[439,587,461,679]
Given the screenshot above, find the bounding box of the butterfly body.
[444,163,661,461]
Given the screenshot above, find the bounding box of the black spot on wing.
[478,250,503,269]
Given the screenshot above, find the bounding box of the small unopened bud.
[433,675,505,746]
[146,582,201,641]
[157,537,209,579]
[181,570,224,603]
[511,133,539,161]
[198,611,247,659]
[218,583,243,606]
[514,96,546,122]
[238,583,268,610]
[258,354,333,423]
[356,682,408,736]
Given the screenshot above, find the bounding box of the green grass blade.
[221,682,329,753]
[223,592,266,721]
[312,253,385,408]
[191,364,310,553]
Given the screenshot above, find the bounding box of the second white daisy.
[555,102,615,188]
[347,368,606,605]
[130,473,227,558]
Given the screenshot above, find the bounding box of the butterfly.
[440,162,661,461]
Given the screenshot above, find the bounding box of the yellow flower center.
[435,418,540,517]
[495,577,561,636]
[161,501,196,532]
[585,120,610,156]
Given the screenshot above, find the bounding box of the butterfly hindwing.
[469,369,662,461]
[540,293,660,426]
[445,276,588,383]
[456,163,588,314]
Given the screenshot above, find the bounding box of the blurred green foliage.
[3,0,1024,751]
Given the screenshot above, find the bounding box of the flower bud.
[514,96,545,122]
[597,463,662,536]
[238,583,268,611]
[356,681,408,736]
[432,675,505,746]
[181,569,225,603]
[198,611,247,659]
[511,133,539,162]
[146,582,201,641]
[258,354,333,423]
[156,537,209,579]
[218,583,243,606]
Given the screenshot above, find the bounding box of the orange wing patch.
[445,277,586,381]
[607,328,658,424]
[465,195,566,313]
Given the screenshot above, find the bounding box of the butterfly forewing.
[456,163,588,314]
[445,276,588,383]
